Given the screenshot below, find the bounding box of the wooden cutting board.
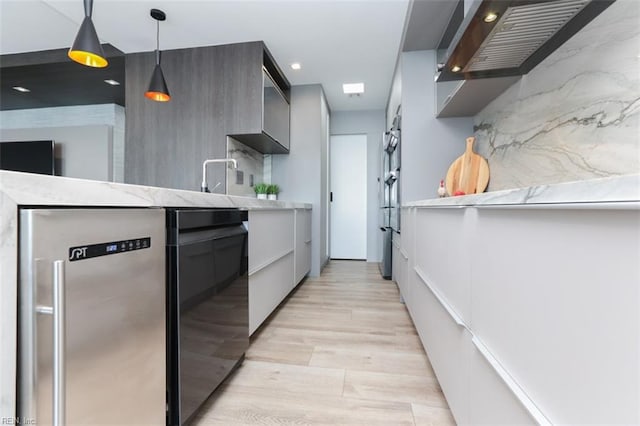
[445,137,489,196]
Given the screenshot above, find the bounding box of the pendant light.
[145,9,171,102]
[68,0,108,68]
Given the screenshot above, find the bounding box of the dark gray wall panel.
[125,42,263,192]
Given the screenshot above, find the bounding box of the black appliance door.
[379,226,392,279]
[174,225,248,424]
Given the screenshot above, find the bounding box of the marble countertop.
[0,170,312,419]
[0,171,312,209]
[404,175,640,208]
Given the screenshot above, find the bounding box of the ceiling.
[0,0,457,112]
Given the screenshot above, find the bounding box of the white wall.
[330,110,385,262]
[400,50,474,203]
[0,104,125,182]
[271,85,330,277]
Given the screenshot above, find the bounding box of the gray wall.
[386,61,402,128]
[473,0,640,190]
[330,110,385,262]
[226,136,264,197]
[0,126,113,181]
[0,104,124,181]
[400,50,474,203]
[271,85,330,277]
[320,91,330,268]
[125,42,265,192]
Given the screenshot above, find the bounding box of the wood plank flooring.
[192,260,455,425]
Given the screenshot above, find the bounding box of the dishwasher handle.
[35,260,66,426]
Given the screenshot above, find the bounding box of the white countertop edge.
[0,171,312,210]
[403,174,640,208]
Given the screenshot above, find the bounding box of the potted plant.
[254,183,269,199]
[267,184,280,200]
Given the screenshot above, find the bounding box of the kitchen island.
[393,174,640,425]
[0,170,312,420]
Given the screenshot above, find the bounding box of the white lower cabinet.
[391,233,402,295]
[294,209,312,285]
[406,204,639,425]
[469,339,538,425]
[415,208,471,324]
[471,207,640,424]
[249,209,295,273]
[249,252,294,334]
[410,270,472,425]
[248,208,312,335]
[392,227,411,304]
[408,264,537,426]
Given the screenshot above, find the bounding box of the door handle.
[330,192,333,202]
[35,260,66,426]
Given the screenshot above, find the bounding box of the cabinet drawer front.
[249,252,294,335]
[295,241,311,285]
[469,339,538,425]
[295,209,312,244]
[415,208,471,324]
[249,210,294,273]
[400,208,414,258]
[472,208,640,424]
[411,269,472,426]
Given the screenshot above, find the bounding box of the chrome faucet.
[201,158,237,192]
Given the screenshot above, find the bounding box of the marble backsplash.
[473,0,640,191]
[226,137,264,197]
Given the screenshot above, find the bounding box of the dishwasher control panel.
[69,237,151,261]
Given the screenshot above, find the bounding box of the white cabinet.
[249,251,295,334]
[415,208,471,324]
[248,208,312,335]
[407,203,640,425]
[411,269,473,426]
[469,340,536,425]
[294,209,312,285]
[248,209,294,334]
[393,209,416,305]
[391,232,404,298]
[471,207,640,424]
[249,209,295,274]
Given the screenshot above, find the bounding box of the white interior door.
[330,134,367,259]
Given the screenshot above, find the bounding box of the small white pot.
[257,193,267,200]
[268,194,277,200]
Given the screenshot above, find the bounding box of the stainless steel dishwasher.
[166,208,249,425]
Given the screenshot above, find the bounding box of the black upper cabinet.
[228,44,291,154]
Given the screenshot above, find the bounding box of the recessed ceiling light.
[484,12,499,23]
[451,65,462,73]
[343,83,364,94]
[104,79,121,86]
[290,63,301,70]
[12,86,30,93]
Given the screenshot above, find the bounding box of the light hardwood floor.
[193,260,455,425]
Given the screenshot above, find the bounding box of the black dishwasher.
[166,208,249,425]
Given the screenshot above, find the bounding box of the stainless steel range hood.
[437,0,615,82]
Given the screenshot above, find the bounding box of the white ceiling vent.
[465,0,589,72]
